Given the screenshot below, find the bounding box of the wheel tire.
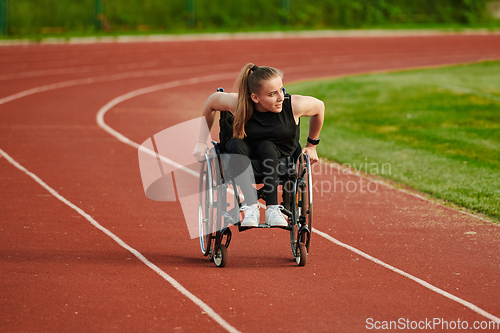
[295,243,307,266]
[200,231,212,257]
[199,154,219,256]
[199,198,212,256]
[214,244,228,268]
[222,227,232,248]
[299,153,313,251]
[299,229,310,251]
[305,155,313,251]
[288,178,299,257]
[199,160,213,256]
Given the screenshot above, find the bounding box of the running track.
[1,33,500,332]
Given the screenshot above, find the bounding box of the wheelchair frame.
[198,88,313,267]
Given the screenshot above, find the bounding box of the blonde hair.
[233,63,283,139]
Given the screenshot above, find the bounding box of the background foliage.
[4,0,496,36]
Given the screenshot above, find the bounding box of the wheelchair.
[198,88,313,267]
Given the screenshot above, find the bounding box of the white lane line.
[0,148,240,333]
[96,72,234,179]
[4,62,498,326]
[379,183,496,225]
[313,228,500,324]
[0,63,235,106]
[96,76,500,324]
[0,61,160,81]
[3,62,493,227]
[1,71,239,332]
[0,69,236,332]
[319,158,498,225]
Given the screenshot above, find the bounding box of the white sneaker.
[265,205,288,227]
[240,204,260,227]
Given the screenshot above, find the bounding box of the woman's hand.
[302,145,318,164]
[193,142,209,162]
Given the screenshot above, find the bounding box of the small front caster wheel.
[295,243,307,266]
[214,244,228,268]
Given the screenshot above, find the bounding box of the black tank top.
[244,94,300,156]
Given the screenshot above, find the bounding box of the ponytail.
[233,63,283,139]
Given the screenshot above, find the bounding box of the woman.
[193,63,324,228]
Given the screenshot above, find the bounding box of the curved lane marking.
[96,73,235,177]
[318,159,498,225]
[0,148,241,333]
[0,60,161,81]
[0,71,238,332]
[313,228,500,324]
[96,76,500,325]
[2,62,499,327]
[0,63,235,106]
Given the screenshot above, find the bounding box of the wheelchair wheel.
[289,153,312,266]
[213,244,228,268]
[288,175,306,265]
[295,242,307,266]
[291,226,308,266]
[297,153,313,251]
[198,153,218,256]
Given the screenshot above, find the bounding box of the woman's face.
[251,76,284,113]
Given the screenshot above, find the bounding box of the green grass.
[2,22,500,42]
[288,61,500,221]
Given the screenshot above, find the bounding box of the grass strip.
[288,61,500,221]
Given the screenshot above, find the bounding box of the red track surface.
[1,33,500,332]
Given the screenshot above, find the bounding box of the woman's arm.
[291,95,325,164]
[193,92,238,161]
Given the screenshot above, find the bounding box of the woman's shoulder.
[210,92,238,113]
[291,94,324,117]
